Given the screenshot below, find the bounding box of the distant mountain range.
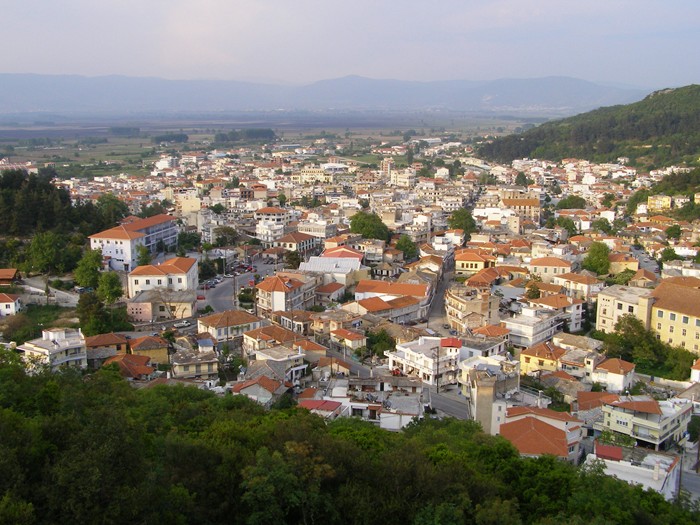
[478,84,700,168]
[0,73,648,117]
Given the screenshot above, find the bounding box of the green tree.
[349,211,391,241]
[277,193,287,206]
[284,250,302,269]
[73,249,103,289]
[210,203,226,215]
[213,226,238,247]
[525,283,541,299]
[591,218,613,234]
[660,246,681,262]
[601,193,616,208]
[367,329,396,357]
[665,224,682,240]
[447,208,477,240]
[26,231,62,303]
[136,245,152,266]
[178,231,201,251]
[76,292,110,336]
[396,235,418,260]
[556,195,587,209]
[582,241,610,275]
[96,193,129,227]
[555,217,577,237]
[97,272,123,309]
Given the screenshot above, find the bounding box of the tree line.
[0,353,696,525]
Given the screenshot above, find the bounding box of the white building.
[17,328,86,372]
[89,214,179,271]
[387,336,461,387]
[127,257,198,298]
[0,293,21,316]
[501,306,565,348]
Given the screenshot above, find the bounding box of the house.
[171,348,219,380]
[84,332,129,369]
[17,328,87,372]
[454,250,496,276]
[254,345,307,384]
[592,358,636,393]
[312,356,352,381]
[596,395,693,450]
[444,284,500,332]
[127,256,198,298]
[528,294,584,332]
[197,309,264,352]
[255,274,313,318]
[103,353,155,380]
[89,213,179,271]
[128,335,170,365]
[501,305,565,348]
[0,268,20,285]
[519,341,566,376]
[527,257,573,283]
[231,376,286,406]
[551,272,605,302]
[298,399,346,420]
[272,231,320,258]
[329,328,366,357]
[127,290,196,322]
[628,268,659,288]
[0,293,21,316]
[242,324,301,358]
[500,407,583,463]
[608,253,640,275]
[387,336,461,387]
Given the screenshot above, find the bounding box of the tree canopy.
[556,195,587,210]
[0,355,697,525]
[582,241,610,275]
[447,208,477,239]
[395,235,418,260]
[349,211,391,242]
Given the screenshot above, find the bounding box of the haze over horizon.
[3,1,699,89]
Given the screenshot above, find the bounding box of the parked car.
[173,320,191,328]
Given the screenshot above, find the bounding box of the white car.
[173,320,191,328]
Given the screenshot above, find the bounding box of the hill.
[0,73,646,117]
[478,84,700,168]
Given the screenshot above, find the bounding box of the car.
[196,295,205,300]
[173,320,191,328]
[449,329,458,336]
[442,324,450,329]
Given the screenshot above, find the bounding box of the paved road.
[22,276,79,307]
[427,386,469,420]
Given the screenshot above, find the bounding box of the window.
[602,308,607,315]
[157,279,162,285]
[178,278,182,283]
[145,279,150,285]
[670,326,674,333]
[657,323,662,329]
[682,329,687,336]
[168,278,172,284]
[524,357,531,363]
[538,359,544,366]
[683,316,689,324]
[134,279,139,285]
[658,311,664,318]
[628,305,634,313]
[670,313,676,321]
[617,303,622,310]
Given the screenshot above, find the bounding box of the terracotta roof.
[576,391,620,411]
[499,417,568,458]
[502,198,540,207]
[594,441,624,461]
[0,268,19,280]
[129,335,168,350]
[529,257,572,267]
[231,375,281,394]
[595,358,635,375]
[103,353,154,378]
[321,246,364,260]
[521,341,566,361]
[0,293,20,302]
[317,356,352,369]
[530,294,583,309]
[256,275,305,293]
[651,281,700,318]
[85,332,129,348]
[472,324,510,337]
[89,225,144,240]
[198,309,260,328]
[331,328,366,341]
[357,297,392,312]
[129,257,196,276]
[255,206,287,214]
[506,406,581,423]
[692,358,700,371]
[440,337,462,348]
[355,280,428,298]
[609,398,662,415]
[316,282,345,294]
[298,399,343,412]
[277,231,315,244]
[555,272,602,285]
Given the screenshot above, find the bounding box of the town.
[1,125,700,507]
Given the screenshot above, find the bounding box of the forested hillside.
[0,351,696,525]
[479,85,700,168]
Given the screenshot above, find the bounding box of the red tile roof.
[499,417,568,458]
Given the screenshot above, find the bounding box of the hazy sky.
[3,0,698,88]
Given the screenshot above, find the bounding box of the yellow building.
[454,250,496,276]
[647,195,672,213]
[129,335,170,365]
[519,341,566,375]
[651,280,700,354]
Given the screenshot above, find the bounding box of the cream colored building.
[444,284,500,332]
[595,285,654,333]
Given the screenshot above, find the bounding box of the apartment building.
[18,328,87,372]
[444,284,500,332]
[595,285,654,333]
[127,257,198,298]
[89,214,179,271]
[650,281,700,353]
[387,336,461,387]
[501,306,565,348]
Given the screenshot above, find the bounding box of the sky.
[2,0,699,89]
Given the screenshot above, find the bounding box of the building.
[255,275,312,318]
[127,290,196,322]
[596,395,693,450]
[387,336,461,387]
[500,407,583,463]
[0,293,21,316]
[527,257,573,283]
[650,280,700,353]
[128,335,170,365]
[501,306,565,348]
[171,349,219,380]
[528,294,584,332]
[519,341,566,375]
[127,257,198,298]
[84,332,129,369]
[595,285,654,333]
[103,353,155,381]
[89,214,179,271]
[17,328,87,372]
[197,310,264,352]
[454,250,496,276]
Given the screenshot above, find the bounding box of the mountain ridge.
[0,73,648,116]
